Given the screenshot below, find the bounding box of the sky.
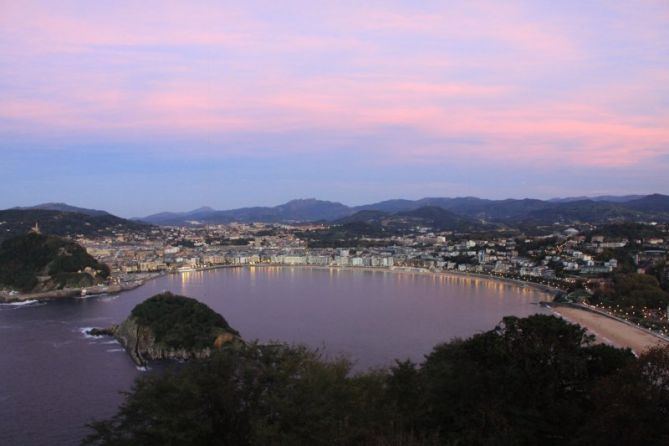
[1,1,668,217]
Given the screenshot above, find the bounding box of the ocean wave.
[0,299,40,308]
[78,327,98,339]
[101,340,119,345]
[106,348,125,353]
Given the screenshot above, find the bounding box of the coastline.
[5,263,665,355]
[0,272,164,303]
[548,303,669,354]
[251,264,563,297]
[0,264,560,304]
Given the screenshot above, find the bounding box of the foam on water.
[78,327,98,339]
[0,300,41,308]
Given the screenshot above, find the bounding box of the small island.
[91,292,241,365]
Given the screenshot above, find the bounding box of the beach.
[550,305,668,354]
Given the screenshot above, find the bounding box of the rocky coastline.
[89,321,214,366]
[0,272,165,303]
[87,292,241,366]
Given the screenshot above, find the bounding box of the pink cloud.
[1,1,667,171]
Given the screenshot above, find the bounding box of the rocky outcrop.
[114,317,222,365]
[89,317,241,366]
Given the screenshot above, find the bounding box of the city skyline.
[2,1,668,216]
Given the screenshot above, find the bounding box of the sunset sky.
[1,1,668,216]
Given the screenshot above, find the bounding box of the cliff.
[92,292,241,366]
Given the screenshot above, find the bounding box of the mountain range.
[2,195,667,241]
[138,194,669,226]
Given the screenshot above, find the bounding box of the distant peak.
[190,206,214,212]
[285,198,318,203]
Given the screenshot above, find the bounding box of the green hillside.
[130,292,240,350]
[0,208,149,242]
[0,233,109,292]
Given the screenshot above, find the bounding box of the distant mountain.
[0,209,149,242]
[14,202,110,217]
[140,206,218,225]
[356,197,551,220]
[140,199,352,225]
[521,200,637,224]
[352,199,423,214]
[334,210,390,224]
[396,206,484,231]
[138,194,669,226]
[549,195,646,203]
[622,194,669,213]
[360,196,669,224]
[335,206,485,233]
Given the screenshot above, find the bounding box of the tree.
[418,315,633,445]
[578,346,669,445]
[84,315,649,446]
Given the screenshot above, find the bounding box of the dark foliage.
[0,208,149,242]
[130,292,239,350]
[589,222,666,240]
[396,206,485,231]
[591,273,669,309]
[81,314,668,446]
[0,233,108,291]
[576,346,669,445]
[416,315,633,445]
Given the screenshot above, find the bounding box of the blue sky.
[1,1,668,217]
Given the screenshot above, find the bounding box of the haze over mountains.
[137,194,669,226]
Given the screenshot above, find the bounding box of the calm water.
[0,267,549,445]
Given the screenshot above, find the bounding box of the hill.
[0,233,110,292]
[14,202,110,217]
[335,210,390,224]
[623,194,669,213]
[141,199,352,225]
[549,195,646,203]
[336,206,484,232]
[97,292,241,365]
[396,206,485,231]
[0,209,149,242]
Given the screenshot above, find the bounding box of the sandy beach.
[550,305,668,354]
